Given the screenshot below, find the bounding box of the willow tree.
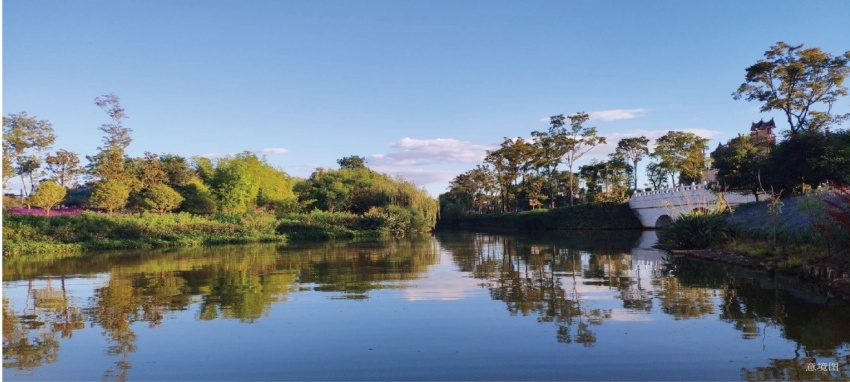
[733,42,850,134]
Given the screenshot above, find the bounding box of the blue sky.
[4,0,850,195]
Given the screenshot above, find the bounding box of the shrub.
[658,211,730,249]
[28,181,67,216]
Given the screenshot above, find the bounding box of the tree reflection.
[2,240,439,373]
[2,278,73,371]
[446,234,616,346]
[742,356,850,381]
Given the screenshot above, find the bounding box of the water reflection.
[3,232,850,380]
[3,239,439,379]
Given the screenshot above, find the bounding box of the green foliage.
[179,178,217,215]
[3,112,56,200]
[760,130,850,193]
[614,136,650,190]
[140,184,184,214]
[559,112,606,205]
[710,135,768,198]
[733,42,850,134]
[337,155,367,169]
[28,181,67,216]
[658,211,730,249]
[652,131,709,185]
[44,149,83,188]
[297,166,438,231]
[445,202,642,231]
[88,179,130,215]
[207,151,297,214]
[2,211,285,256]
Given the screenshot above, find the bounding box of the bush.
[658,211,730,249]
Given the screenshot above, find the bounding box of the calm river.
[3,231,849,381]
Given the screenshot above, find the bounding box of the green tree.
[646,161,669,190]
[614,136,649,190]
[652,131,709,185]
[94,93,132,150]
[179,178,217,215]
[2,112,56,200]
[560,112,606,205]
[531,115,570,208]
[710,136,767,200]
[140,184,184,214]
[45,149,83,188]
[159,154,195,188]
[337,155,367,169]
[761,129,850,193]
[89,179,131,215]
[29,181,67,216]
[485,137,534,212]
[733,42,850,134]
[207,152,296,213]
[88,93,133,185]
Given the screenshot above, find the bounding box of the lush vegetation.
[444,202,642,232]
[2,97,438,256]
[2,210,282,256]
[658,210,730,249]
[438,116,710,221]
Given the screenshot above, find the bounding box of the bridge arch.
[655,215,672,228]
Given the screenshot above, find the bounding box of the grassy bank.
[2,208,432,256]
[658,192,850,274]
[2,211,284,256]
[440,202,643,231]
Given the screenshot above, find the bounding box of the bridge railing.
[630,183,708,199]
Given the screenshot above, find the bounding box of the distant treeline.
[2,95,438,255]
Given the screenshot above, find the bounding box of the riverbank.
[440,202,643,231]
[669,246,850,301]
[1,210,416,256]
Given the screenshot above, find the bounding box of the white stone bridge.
[629,183,759,228]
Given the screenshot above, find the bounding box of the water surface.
[3,231,849,380]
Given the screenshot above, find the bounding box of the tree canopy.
[733,42,850,135]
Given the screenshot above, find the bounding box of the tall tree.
[88,93,132,184]
[485,137,533,212]
[733,42,850,134]
[531,115,569,208]
[614,136,649,190]
[45,149,83,188]
[645,161,669,190]
[2,112,56,199]
[94,93,132,150]
[560,112,606,205]
[652,131,709,186]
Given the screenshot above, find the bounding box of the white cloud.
[373,167,459,185]
[258,148,289,155]
[588,108,647,121]
[369,137,495,167]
